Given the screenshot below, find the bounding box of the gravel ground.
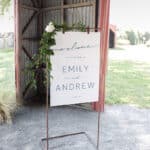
[0,105,150,150]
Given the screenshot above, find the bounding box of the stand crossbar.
[41,131,99,150]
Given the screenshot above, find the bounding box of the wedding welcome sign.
[50,32,100,106]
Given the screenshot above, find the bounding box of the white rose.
[45,22,55,33]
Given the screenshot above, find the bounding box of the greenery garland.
[27,22,86,90]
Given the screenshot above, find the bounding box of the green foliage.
[143,32,150,42]
[55,22,86,32]
[126,30,138,45]
[0,0,10,15]
[27,22,86,90]
[118,29,150,45]
[26,28,56,89]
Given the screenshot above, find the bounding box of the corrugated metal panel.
[43,0,96,28]
[43,10,62,28]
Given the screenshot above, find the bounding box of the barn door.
[15,0,43,100]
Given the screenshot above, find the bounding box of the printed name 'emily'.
[62,65,88,73]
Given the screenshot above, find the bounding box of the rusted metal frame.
[41,1,95,12]
[22,10,40,35]
[15,0,22,103]
[22,46,33,61]
[22,4,39,11]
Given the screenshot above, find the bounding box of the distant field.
[0,48,150,108]
[0,49,15,97]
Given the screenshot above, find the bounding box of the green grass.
[106,60,150,108]
[0,49,15,96]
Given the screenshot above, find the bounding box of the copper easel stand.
[41,30,101,150]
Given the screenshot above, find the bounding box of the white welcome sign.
[50,32,100,106]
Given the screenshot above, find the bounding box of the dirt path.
[0,105,149,150]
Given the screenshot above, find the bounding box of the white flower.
[45,22,55,33]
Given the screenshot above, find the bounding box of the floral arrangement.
[26,22,56,90]
[27,21,86,90]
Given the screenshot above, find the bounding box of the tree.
[126,30,138,45]
[143,32,150,43]
[137,31,144,44]
[0,0,11,15]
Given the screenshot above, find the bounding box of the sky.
[0,0,150,32]
[110,0,150,32]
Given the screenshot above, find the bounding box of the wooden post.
[92,0,110,112]
[14,0,22,104]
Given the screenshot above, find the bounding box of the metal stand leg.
[46,66,49,150]
[97,109,101,150]
[42,105,101,150]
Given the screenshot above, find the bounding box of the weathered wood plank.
[41,1,95,12]
[22,37,41,41]
[22,46,33,61]
[22,4,39,11]
[22,11,40,34]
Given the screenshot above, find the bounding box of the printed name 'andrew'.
[56,82,95,91]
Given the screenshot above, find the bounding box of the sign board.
[50,32,100,106]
